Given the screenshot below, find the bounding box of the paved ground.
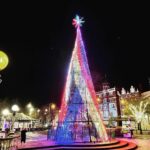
[117,137,150,150]
[17,130,150,150]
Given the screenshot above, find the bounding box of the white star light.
[72,15,85,28]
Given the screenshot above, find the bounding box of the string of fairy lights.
[57,15,108,143]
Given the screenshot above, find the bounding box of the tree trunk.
[138,122,142,134]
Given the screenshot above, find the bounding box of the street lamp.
[29,107,34,116]
[37,109,40,113]
[50,103,56,110]
[27,103,32,109]
[44,108,48,125]
[27,102,35,117]
[2,109,10,131]
[49,103,56,128]
[36,109,40,118]
[12,104,20,113]
[11,104,20,133]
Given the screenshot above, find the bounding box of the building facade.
[96,82,139,126]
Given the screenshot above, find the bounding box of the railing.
[0,135,20,150]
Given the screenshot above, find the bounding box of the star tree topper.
[72,15,85,28]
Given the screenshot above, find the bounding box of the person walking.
[21,128,27,144]
[129,125,133,138]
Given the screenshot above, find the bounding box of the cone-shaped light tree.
[55,15,108,143]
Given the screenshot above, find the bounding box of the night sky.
[0,1,149,107]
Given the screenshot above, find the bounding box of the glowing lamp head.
[12,104,20,112]
[45,123,48,127]
[37,109,40,113]
[30,107,34,112]
[51,103,56,110]
[2,109,10,116]
[27,103,32,108]
[0,50,9,71]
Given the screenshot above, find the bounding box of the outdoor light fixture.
[37,109,40,113]
[11,104,20,133]
[27,102,32,109]
[51,103,56,110]
[2,109,10,116]
[12,104,20,115]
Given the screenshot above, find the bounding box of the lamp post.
[29,107,34,116]
[115,88,122,126]
[49,103,56,126]
[2,109,10,131]
[44,108,48,126]
[37,109,40,118]
[50,103,56,119]
[27,102,35,116]
[26,103,35,129]
[11,104,19,133]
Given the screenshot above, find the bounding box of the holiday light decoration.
[129,101,149,123]
[55,15,108,143]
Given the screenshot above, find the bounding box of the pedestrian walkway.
[18,140,56,149]
[18,138,137,150]
[18,131,56,149]
[17,131,150,150]
[117,133,150,150]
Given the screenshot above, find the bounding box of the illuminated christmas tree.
[55,15,108,143]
